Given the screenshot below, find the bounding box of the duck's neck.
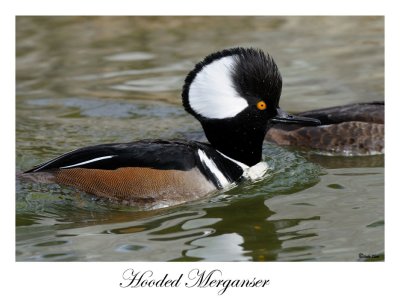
[201,120,268,166]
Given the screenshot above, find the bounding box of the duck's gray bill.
[271,108,321,126]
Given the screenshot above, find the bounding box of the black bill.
[271,108,321,126]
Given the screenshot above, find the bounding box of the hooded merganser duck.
[21,47,320,206]
[265,101,384,155]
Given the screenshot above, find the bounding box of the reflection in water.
[181,197,281,261]
[16,192,318,261]
[16,191,325,261]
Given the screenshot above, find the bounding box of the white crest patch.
[189,56,248,119]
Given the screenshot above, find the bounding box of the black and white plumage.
[182,47,318,166]
[22,47,320,205]
[25,140,244,188]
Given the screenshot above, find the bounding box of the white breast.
[244,162,269,180]
[216,150,269,181]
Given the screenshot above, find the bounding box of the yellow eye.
[256,101,267,110]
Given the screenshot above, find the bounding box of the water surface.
[16,16,384,261]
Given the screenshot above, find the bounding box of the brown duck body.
[265,102,384,155]
[22,167,215,206]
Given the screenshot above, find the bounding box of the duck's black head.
[182,47,320,166]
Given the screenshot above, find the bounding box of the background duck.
[265,101,384,155]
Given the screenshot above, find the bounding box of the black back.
[25,139,244,189]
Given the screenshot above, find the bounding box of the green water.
[16,16,384,261]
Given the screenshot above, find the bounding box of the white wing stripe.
[60,155,115,169]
